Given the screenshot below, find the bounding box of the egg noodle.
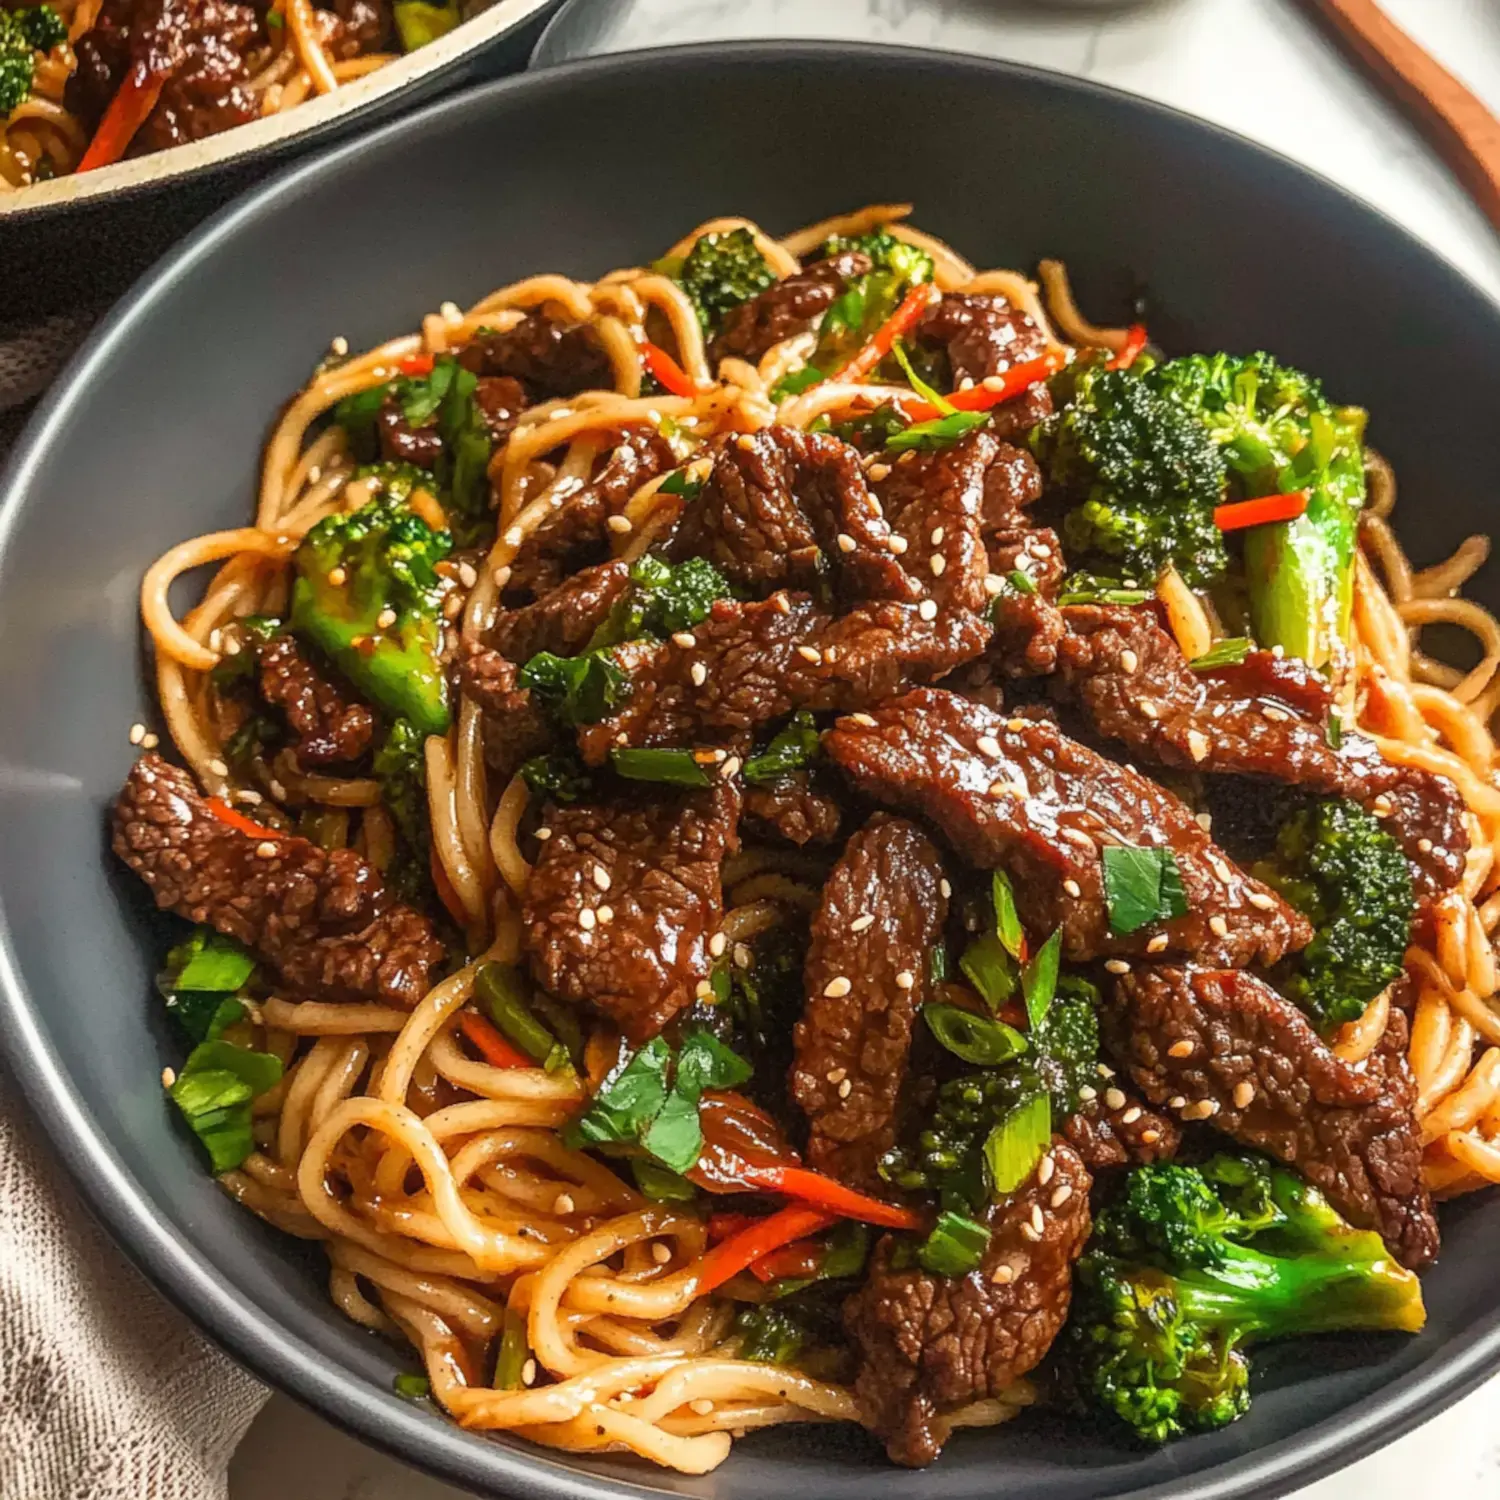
[136,205,1500,1471]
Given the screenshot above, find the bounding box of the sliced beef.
[456,312,612,400]
[472,375,530,445]
[980,443,1046,532]
[792,815,950,1190]
[708,251,872,366]
[1054,604,1468,896]
[823,688,1310,967]
[988,526,1065,601]
[113,754,444,1007]
[669,426,914,606]
[376,398,444,469]
[847,1141,1091,1466]
[508,430,676,599]
[1105,965,1438,1268]
[742,778,843,846]
[1062,1083,1181,1170]
[454,647,553,781]
[986,590,1066,679]
[331,0,392,52]
[258,634,375,767]
[488,559,631,667]
[577,595,991,764]
[522,785,740,1042]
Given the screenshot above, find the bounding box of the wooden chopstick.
[1298,0,1500,233]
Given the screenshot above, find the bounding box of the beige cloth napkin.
[0,1069,269,1500]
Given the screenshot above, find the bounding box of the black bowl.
[2,41,1497,1500]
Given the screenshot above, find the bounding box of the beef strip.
[988,526,1065,601]
[508,430,677,599]
[1062,1084,1181,1170]
[577,594,991,764]
[522,785,740,1041]
[488,559,632,666]
[742,778,843,846]
[847,1141,1092,1466]
[376,398,443,469]
[823,688,1310,967]
[473,375,530,446]
[258,634,374,766]
[980,442,1046,532]
[454,646,553,781]
[455,312,612,400]
[113,754,444,1006]
[1104,964,1438,1268]
[330,0,391,53]
[1054,603,1468,896]
[792,815,950,1190]
[708,251,872,366]
[669,426,914,606]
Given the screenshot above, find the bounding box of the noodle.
[127,206,1500,1474]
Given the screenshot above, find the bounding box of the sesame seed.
[142,733,160,749]
[867,463,891,482]
[978,734,1002,757]
[522,1359,537,1386]
[837,533,856,553]
[838,1079,853,1099]
[443,594,463,619]
[208,758,228,778]
[796,645,823,664]
[1097,1063,1116,1079]
[720,756,741,779]
[223,638,241,656]
[1145,933,1168,954]
[982,375,1005,392]
[503,525,524,548]
[579,908,597,931]
[439,300,462,321]
[1141,1128,1161,1145]
[690,1398,715,1416]
[1271,643,1285,657]
[695,979,714,1000]
[1030,1204,1045,1234]
[1187,730,1210,763]
[733,943,753,969]
[255,841,278,858]
[851,914,875,933]
[736,433,757,451]
[593,864,611,891]
[1119,648,1139,674]
[268,778,286,799]
[1105,1087,1127,1111]
[671,631,697,649]
[376,608,397,630]
[690,662,708,686]
[895,971,915,990]
[456,561,477,589]
[1262,706,1288,723]
[237,790,263,805]
[1063,878,1082,898]
[327,565,347,586]
[1243,891,1276,913]
[553,1192,575,1215]
[493,565,513,589]
[208,629,223,652]
[1417,836,1434,854]
[1169,1095,1187,1110]
[1104,959,1130,975]
[652,1241,672,1265]
[929,554,946,577]
[161,1067,176,1089]
[535,827,553,841]
[850,712,877,727]
[1138,700,1160,721]
[1210,856,1234,883]
[1372,795,1393,817]
[709,932,727,957]
[606,514,633,534]
[991,1263,1015,1284]
[1233,1081,1256,1109]
[330,335,349,357]
[1184,1099,1220,1121]
[1037,1154,1055,1186]
[1121,1106,1142,1124]
[939,879,952,899]
[1209,915,1230,939]
[823,976,852,998]
[983,573,1006,597]
[825,646,839,663]
[1050,1183,1073,1208]
[1020,1222,1041,1242]
[987,781,1008,800]
[773,593,792,614]
[1168,1040,1194,1058]
[827,1068,847,1085]
[888,535,908,555]
[598,906,614,924]
[1077,1084,1098,1102]
[930,526,945,546]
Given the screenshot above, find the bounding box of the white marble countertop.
[231,1,1500,1495]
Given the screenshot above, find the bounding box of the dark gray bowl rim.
[2,38,1498,1500]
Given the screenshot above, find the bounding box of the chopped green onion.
[609,746,713,787]
[1006,569,1038,596]
[1189,637,1252,671]
[885,410,991,453]
[475,962,570,1072]
[959,932,1018,1011]
[658,468,704,501]
[923,1003,1028,1066]
[1327,711,1343,749]
[743,711,821,784]
[918,1210,991,1276]
[1021,928,1063,1029]
[983,1092,1052,1198]
[168,1040,284,1174]
[1101,846,1190,936]
[493,1308,528,1390]
[769,365,826,404]
[393,1372,432,1400]
[992,871,1024,960]
[891,338,954,414]
[928,942,950,986]
[632,1159,698,1202]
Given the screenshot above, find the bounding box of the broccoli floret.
[587,554,732,650]
[1036,358,1229,588]
[291,493,452,735]
[0,5,64,113]
[717,922,808,1121]
[1069,1153,1425,1443]
[1151,352,1367,667]
[1254,797,1414,1033]
[208,614,282,691]
[820,227,934,288]
[371,718,433,903]
[673,228,777,335]
[519,752,593,805]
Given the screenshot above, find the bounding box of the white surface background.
[231,0,1500,1494]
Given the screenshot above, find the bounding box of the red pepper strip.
[748,1236,826,1284]
[697,1207,837,1294]
[77,65,168,172]
[736,1162,923,1230]
[204,798,279,841]
[1214,491,1309,532]
[398,354,435,376]
[1108,324,1150,371]
[458,1010,536,1070]
[639,340,700,397]
[829,283,937,384]
[900,350,1066,423]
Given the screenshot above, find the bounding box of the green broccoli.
[671,228,778,335]
[0,5,65,114]
[742,711,821,785]
[1254,796,1414,1033]
[208,614,283,692]
[820,227,934,289]
[586,554,732,650]
[1035,357,1230,588]
[1153,352,1366,667]
[1070,1153,1425,1444]
[716,923,808,1121]
[391,0,459,50]
[291,493,453,735]
[519,752,594,805]
[808,232,934,377]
